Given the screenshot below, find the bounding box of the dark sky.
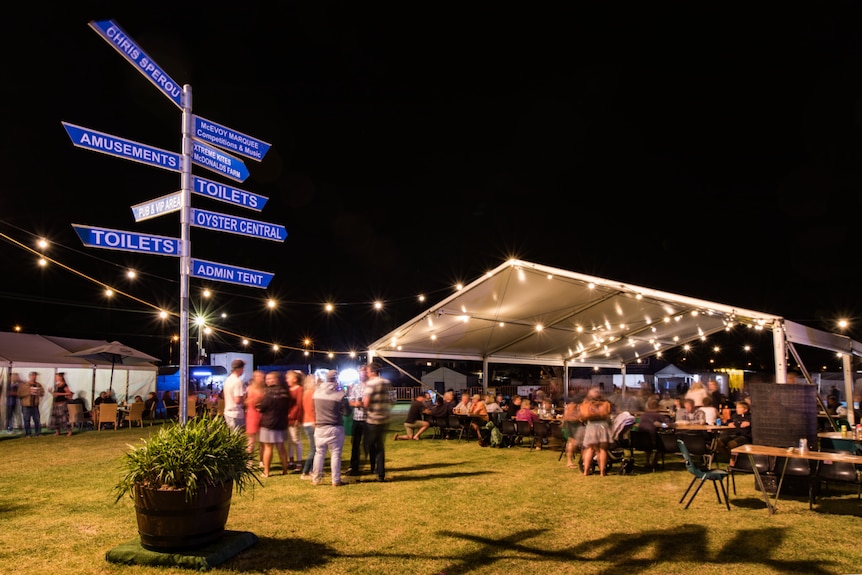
[1,2,861,368]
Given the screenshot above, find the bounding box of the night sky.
[1,2,861,370]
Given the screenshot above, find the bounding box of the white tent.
[421,366,478,391]
[367,260,862,422]
[0,332,158,431]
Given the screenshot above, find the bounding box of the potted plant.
[115,415,261,551]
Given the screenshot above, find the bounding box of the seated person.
[453,392,472,415]
[393,394,431,440]
[715,400,753,459]
[504,395,522,420]
[162,391,179,419]
[515,399,539,424]
[468,394,489,445]
[674,398,703,424]
[696,396,719,425]
[143,391,158,419]
[636,397,673,469]
[658,391,676,413]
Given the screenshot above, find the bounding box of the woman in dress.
[580,387,613,476]
[256,371,291,477]
[244,370,266,463]
[50,372,74,436]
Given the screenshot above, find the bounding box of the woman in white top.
[684,381,709,407]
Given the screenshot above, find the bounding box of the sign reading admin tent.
[191,258,273,288]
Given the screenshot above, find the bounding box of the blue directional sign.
[192,176,267,212]
[89,20,183,109]
[62,122,181,173]
[193,115,271,162]
[190,208,286,242]
[190,258,274,289]
[131,192,183,222]
[72,224,180,256]
[192,141,249,183]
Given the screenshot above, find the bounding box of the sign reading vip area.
[62,122,181,173]
[89,20,183,109]
[193,115,271,162]
[190,208,286,242]
[190,258,274,289]
[72,224,180,256]
[131,192,183,222]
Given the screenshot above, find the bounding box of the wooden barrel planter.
[134,480,233,551]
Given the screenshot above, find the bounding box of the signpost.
[192,176,267,211]
[190,258,274,289]
[191,140,250,183]
[190,208,287,242]
[193,115,272,162]
[62,122,181,173]
[89,19,184,108]
[62,20,283,425]
[131,192,183,222]
[72,224,180,256]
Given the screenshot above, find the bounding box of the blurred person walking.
[245,370,267,463]
[284,370,304,471]
[257,371,291,477]
[363,362,393,482]
[222,359,246,431]
[18,371,45,437]
[346,366,368,476]
[5,372,21,431]
[300,372,318,480]
[49,372,74,436]
[312,370,346,486]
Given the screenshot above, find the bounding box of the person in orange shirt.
[284,370,305,471]
[299,372,319,480]
[244,370,267,465]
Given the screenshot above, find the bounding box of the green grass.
[2,410,862,575]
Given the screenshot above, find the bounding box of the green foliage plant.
[114,415,261,502]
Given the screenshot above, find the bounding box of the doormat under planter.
[106,530,258,571]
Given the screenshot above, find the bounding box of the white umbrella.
[67,340,159,398]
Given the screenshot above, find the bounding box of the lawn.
[1,408,861,575]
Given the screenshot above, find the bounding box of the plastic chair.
[630,429,663,469]
[550,422,567,460]
[499,418,517,448]
[532,420,551,450]
[810,451,862,509]
[514,420,534,449]
[67,403,85,432]
[656,428,680,457]
[97,403,118,431]
[447,414,466,440]
[125,402,145,428]
[727,452,770,495]
[677,430,715,469]
[677,439,730,510]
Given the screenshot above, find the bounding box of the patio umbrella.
[66,340,159,399]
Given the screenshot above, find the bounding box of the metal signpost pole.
[179,85,193,425]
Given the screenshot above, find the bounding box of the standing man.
[5,372,21,431]
[18,371,45,437]
[223,359,246,431]
[362,362,393,482]
[311,370,346,486]
[346,366,368,476]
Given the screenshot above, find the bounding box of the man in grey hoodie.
[311,370,346,486]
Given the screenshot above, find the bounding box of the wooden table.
[731,444,862,515]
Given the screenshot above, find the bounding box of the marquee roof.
[368,260,862,369]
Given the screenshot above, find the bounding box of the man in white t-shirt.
[223,359,246,431]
